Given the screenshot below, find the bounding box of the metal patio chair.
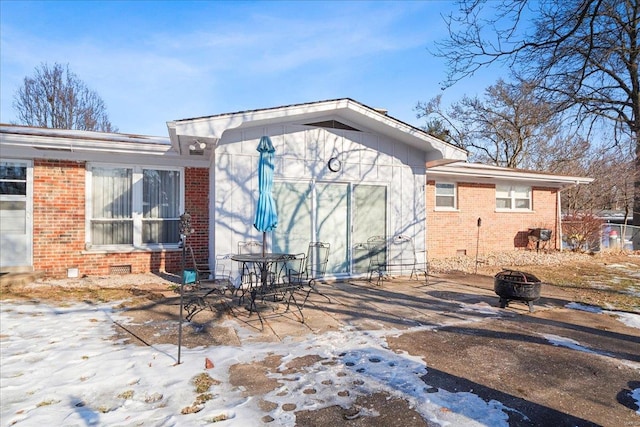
[289,241,331,306]
[366,235,387,283]
[235,240,263,301]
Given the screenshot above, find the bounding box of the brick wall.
[183,167,210,268]
[32,160,209,278]
[426,180,559,259]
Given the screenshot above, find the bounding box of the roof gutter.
[427,162,594,188]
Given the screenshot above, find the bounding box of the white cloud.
[0,1,457,134]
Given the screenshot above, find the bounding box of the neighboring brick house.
[425,162,592,259]
[1,99,592,279]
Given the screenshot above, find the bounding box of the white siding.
[213,123,426,277]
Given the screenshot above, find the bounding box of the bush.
[562,213,603,252]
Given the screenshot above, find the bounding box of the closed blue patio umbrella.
[253,136,278,256]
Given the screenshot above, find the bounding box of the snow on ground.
[542,334,613,357]
[634,389,640,415]
[565,302,603,313]
[566,302,640,329]
[1,300,638,426]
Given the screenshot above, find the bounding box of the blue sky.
[1,1,503,136]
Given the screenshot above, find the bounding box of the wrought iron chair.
[283,252,306,285]
[183,245,213,288]
[366,235,387,283]
[391,234,429,283]
[237,240,263,254]
[368,235,429,285]
[289,242,330,306]
[274,252,307,308]
[181,250,232,321]
[234,241,263,303]
[353,242,376,275]
[212,253,235,293]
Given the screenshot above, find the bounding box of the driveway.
[113,272,640,426]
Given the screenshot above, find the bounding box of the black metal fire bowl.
[494,270,542,312]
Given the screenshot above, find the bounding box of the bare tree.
[417,79,589,170]
[12,62,117,132]
[435,0,640,246]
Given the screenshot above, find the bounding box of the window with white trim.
[88,164,183,248]
[496,184,531,210]
[435,182,457,209]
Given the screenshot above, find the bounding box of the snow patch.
[542,334,612,357]
[565,302,602,313]
[632,388,640,414]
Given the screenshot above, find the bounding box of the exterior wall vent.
[305,120,360,132]
[110,265,132,275]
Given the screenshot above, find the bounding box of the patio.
[108,272,640,426]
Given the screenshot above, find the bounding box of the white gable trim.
[167,98,467,164]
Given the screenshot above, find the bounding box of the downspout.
[557,190,563,252]
[209,140,218,278]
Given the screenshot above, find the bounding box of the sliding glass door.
[353,184,387,274]
[272,181,312,256]
[273,180,387,277]
[315,182,349,275]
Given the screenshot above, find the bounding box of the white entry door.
[0,160,33,270]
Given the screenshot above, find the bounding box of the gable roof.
[427,161,593,188]
[166,98,467,164]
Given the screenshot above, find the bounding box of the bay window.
[88,164,183,248]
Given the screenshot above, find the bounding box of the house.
[0,98,592,279]
[425,162,592,258]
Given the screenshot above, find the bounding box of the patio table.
[231,252,293,287]
[231,253,303,324]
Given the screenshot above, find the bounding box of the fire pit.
[494,270,541,312]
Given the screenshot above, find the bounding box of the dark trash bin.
[494,270,542,312]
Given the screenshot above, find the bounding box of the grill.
[494,270,541,312]
[528,228,552,252]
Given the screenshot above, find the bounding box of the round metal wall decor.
[328,157,341,172]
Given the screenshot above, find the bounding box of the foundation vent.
[109,265,132,275]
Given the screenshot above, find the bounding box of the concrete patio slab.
[107,272,639,426]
